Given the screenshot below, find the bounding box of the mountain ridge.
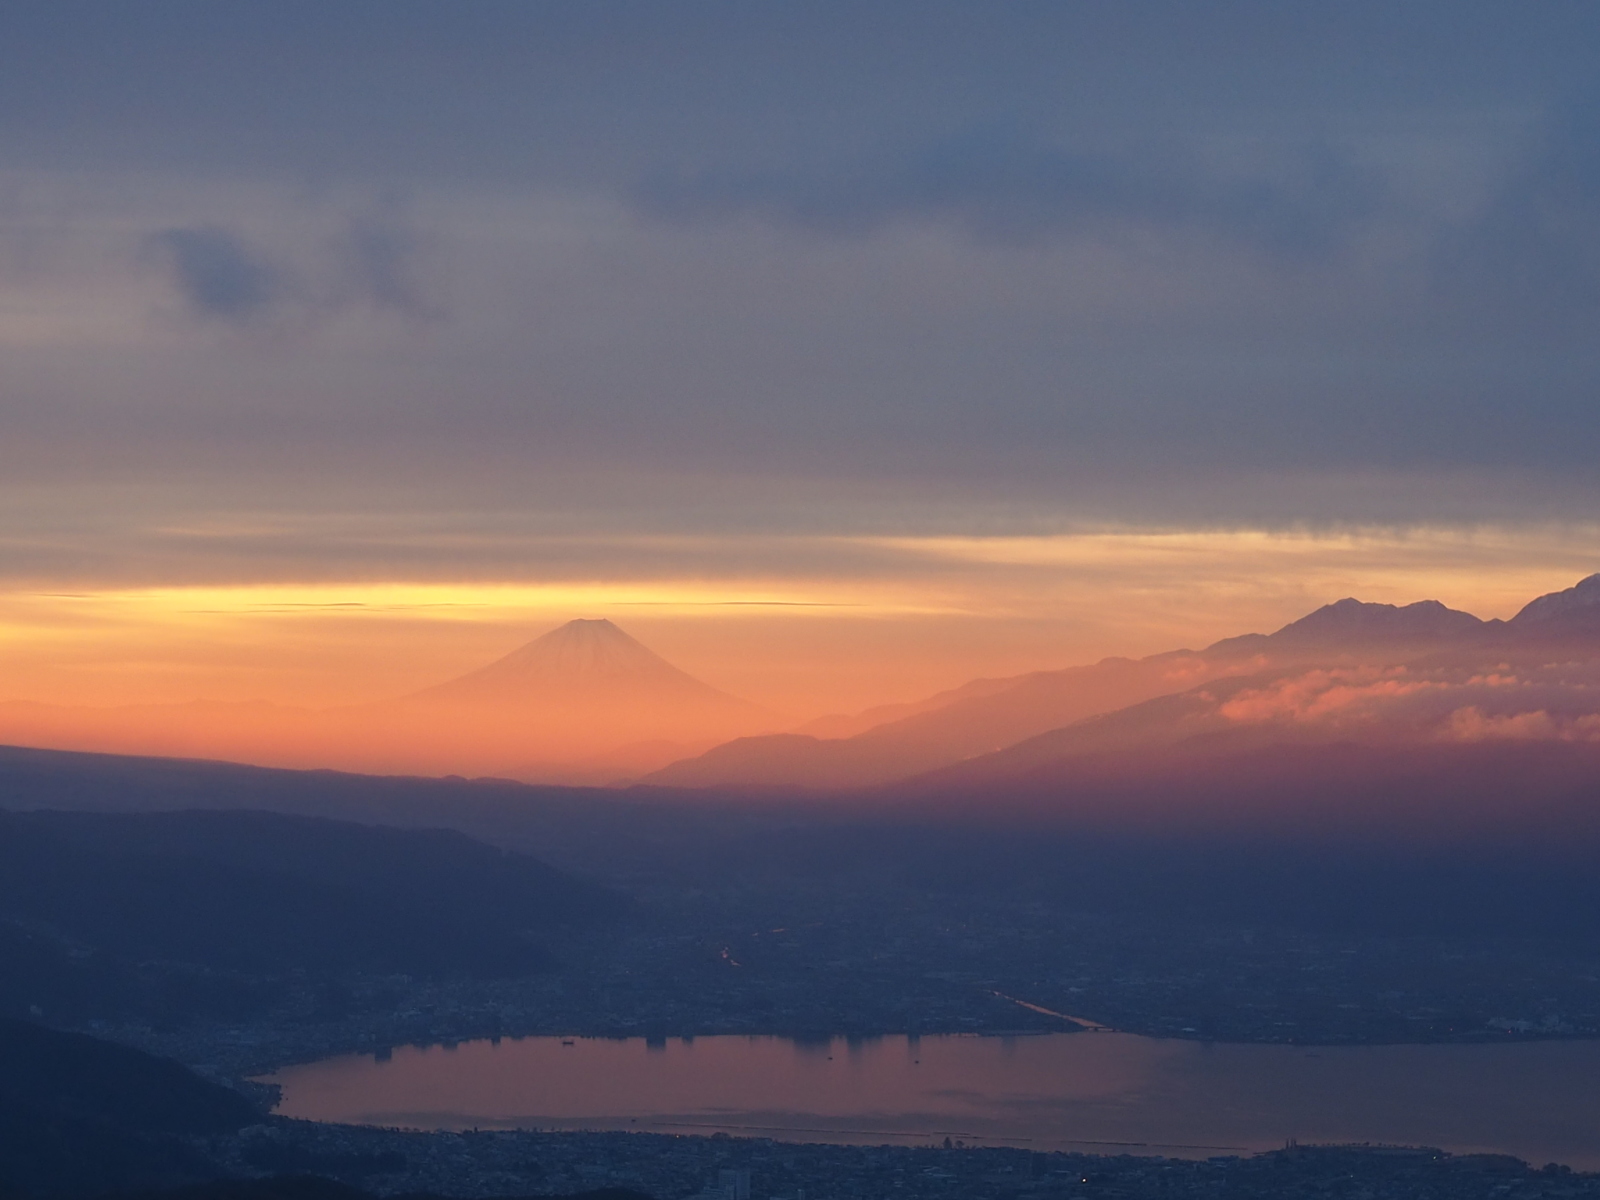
[1512,572,1600,627]
[1209,596,1489,655]
[0,619,777,785]
[645,575,1600,791]
[405,618,749,708]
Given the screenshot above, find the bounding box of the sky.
[2,1,1599,719]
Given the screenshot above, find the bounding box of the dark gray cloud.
[3,4,1598,185]
[336,214,444,321]
[148,226,285,322]
[1432,97,1600,323]
[144,212,442,329]
[634,129,1382,260]
[2,1,1599,539]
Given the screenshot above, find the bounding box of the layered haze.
[10,13,1600,1192]
[0,618,776,782]
[649,573,1600,791]
[2,3,1599,783]
[8,573,1600,795]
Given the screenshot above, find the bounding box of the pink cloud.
[1446,707,1600,743]
[1218,666,1449,726]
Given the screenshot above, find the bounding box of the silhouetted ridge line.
[0,1018,258,1135]
[408,618,741,704]
[648,573,1600,791]
[1512,572,1600,627]
[0,807,628,1019]
[0,1018,258,1197]
[1267,596,1484,642]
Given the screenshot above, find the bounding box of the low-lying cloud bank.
[1212,662,1600,743]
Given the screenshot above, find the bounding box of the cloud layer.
[0,2,1597,652]
[1212,661,1600,745]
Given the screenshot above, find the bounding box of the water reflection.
[261,1032,1600,1167]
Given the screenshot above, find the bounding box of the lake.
[262,1032,1600,1167]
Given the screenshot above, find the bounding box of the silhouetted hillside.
[896,728,1600,845]
[104,1183,654,1200]
[645,650,1240,789]
[0,809,628,1024]
[846,736,1600,939]
[12,705,1600,952]
[0,1018,257,1197]
[0,920,154,1027]
[0,743,720,880]
[0,1018,257,1134]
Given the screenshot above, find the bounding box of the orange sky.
[8,7,1600,781]
[3,524,1597,723]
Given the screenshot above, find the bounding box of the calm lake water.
[263,1032,1600,1167]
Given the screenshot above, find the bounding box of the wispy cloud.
[146,209,444,330]
[148,225,287,323]
[334,212,446,321]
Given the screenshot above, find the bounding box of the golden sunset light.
[5,5,1600,1193]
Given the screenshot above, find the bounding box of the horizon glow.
[2,4,1598,769]
[1,525,1595,721]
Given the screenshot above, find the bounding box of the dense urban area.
[196,1123,1600,1200]
[101,878,1600,1080]
[67,868,1600,1200]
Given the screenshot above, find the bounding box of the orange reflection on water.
[262,1032,1600,1165]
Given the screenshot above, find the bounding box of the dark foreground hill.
[11,731,1600,962]
[0,808,627,1026]
[0,1018,258,1197]
[103,1183,652,1200]
[11,736,1600,946]
[0,743,639,865]
[0,1020,658,1200]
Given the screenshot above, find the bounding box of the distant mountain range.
[409,618,724,705]
[9,732,1600,947]
[383,617,773,773]
[643,574,1600,791]
[0,619,775,784]
[2,576,1599,791]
